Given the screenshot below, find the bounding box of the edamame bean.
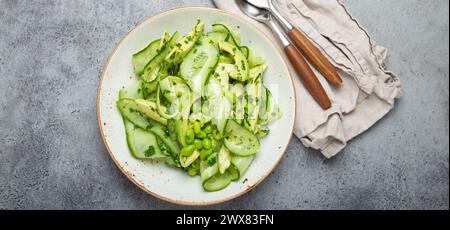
[211,139,219,150]
[193,121,202,134]
[181,145,196,157]
[203,124,213,134]
[185,129,195,145]
[202,138,212,150]
[200,149,213,159]
[194,139,203,150]
[196,131,206,139]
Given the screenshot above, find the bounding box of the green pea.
[203,124,213,134]
[194,139,203,150]
[194,121,202,134]
[211,139,219,150]
[200,149,213,159]
[185,129,195,145]
[202,138,212,150]
[196,131,206,139]
[181,145,196,157]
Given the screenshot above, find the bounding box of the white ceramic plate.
[98,7,296,206]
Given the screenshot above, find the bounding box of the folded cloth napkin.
[213,0,402,158]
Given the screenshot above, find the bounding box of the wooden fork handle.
[284,44,331,110]
[288,28,342,87]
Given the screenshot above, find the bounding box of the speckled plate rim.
[97,6,297,206]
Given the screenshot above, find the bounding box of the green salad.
[117,20,282,192]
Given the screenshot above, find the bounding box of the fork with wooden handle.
[270,1,342,86]
[269,17,332,109]
[237,0,331,109]
[288,28,342,87]
[245,0,343,87]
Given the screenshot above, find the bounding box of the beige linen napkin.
[213,0,402,158]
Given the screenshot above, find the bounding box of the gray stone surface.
[0,0,448,210]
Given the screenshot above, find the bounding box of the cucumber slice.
[249,63,268,81]
[175,118,189,147]
[204,32,227,44]
[216,63,237,79]
[257,125,270,138]
[200,160,219,184]
[218,146,232,174]
[218,41,235,55]
[218,55,234,64]
[212,24,241,47]
[213,65,231,91]
[117,99,151,129]
[148,122,180,155]
[142,32,179,82]
[245,81,263,134]
[204,77,223,98]
[132,39,160,76]
[166,77,189,103]
[228,165,240,181]
[158,32,171,48]
[219,41,249,82]
[180,39,219,95]
[119,88,164,159]
[119,81,144,100]
[203,171,233,192]
[142,80,159,98]
[212,96,232,135]
[224,120,260,156]
[230,84,245,124]
[119,88,165,159]
[248,47,266,68]
[231,155,254,179]
[241,46,249,59]
[158,77,177,103]
[165,156,182,169]
[124,120,165,159]
[262,88,282,124]
[134,99,168,126]
[258,84,268,117]
[203,77,232,135]
[166,21,204,64]
[167,119,179,144]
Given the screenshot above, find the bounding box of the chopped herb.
[159,142,172,156]
[146,124,154,130]
[144,146,156,157]
[205,154,217,166]
[241,60,246,70]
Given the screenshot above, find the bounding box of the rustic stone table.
[0,0,448,209]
